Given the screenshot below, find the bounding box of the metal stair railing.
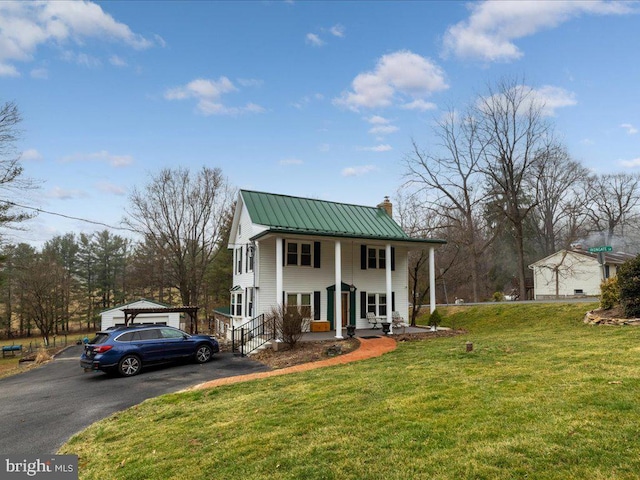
[231,314,275,356]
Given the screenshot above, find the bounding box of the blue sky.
[2,0,640,246]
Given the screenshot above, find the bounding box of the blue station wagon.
[81,324,220,376]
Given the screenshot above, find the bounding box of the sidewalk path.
[186,335,397,391]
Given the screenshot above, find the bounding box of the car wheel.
[195,344,212,364]
[118,355,142,376]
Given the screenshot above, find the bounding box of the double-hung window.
[286,292,312,319]
[286,241,312,267]
[367,247,386,269]
[231,292,243,317]
[246,245,254,273]
[367,293,387,317]
[235,247,243,274]
[361,245,394,271]
[246,287,254,317]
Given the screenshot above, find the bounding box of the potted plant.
[346,324,356,338]
[428,309,442,332]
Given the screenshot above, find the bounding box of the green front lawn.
[61,303,640,479]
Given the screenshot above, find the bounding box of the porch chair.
[392,311,407,334]
[366,312,379,329]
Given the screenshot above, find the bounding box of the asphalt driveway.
[0,345,270,455]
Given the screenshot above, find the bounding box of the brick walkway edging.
[184,336,397,392]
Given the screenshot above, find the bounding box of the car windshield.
[90,333,111,344]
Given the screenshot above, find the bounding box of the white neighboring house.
[228,190,446,337]
[528,249,635,300]
[100,299,182,330]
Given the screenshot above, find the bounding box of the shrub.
[617,254,640,318]
[599,277,620,310]
[428,309,443,328]
[492,291,505,302]
[268,304,311,348]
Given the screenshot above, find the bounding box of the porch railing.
[231,314,276,357]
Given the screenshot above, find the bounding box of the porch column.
[429,246,436,314]
[276,237,283,308]
[335,240,343,339]
[386,243,393,334]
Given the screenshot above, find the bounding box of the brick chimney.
[377,196,392,217]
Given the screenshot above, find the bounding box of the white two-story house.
[228,190,445,337]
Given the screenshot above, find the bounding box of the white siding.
[229,203,262,326]
[531,251,602,299]
[255,237,410,329]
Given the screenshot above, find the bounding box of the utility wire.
[1,200,138,232]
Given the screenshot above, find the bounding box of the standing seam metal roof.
[241,190,410,240]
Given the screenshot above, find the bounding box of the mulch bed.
[392,329,466,342]
[251,338,360,369]
[249,329,465,369]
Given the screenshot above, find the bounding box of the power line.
[2,200,137,232]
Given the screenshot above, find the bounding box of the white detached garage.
[100,299,182,330]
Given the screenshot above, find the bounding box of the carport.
[122,306,200,333]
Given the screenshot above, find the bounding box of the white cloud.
[400,99,437,111]
[153,34,167,48]
[369,125,399,135]
[357,144,393,152]
[0,63,19,77]
[366,115,390,125]
[330,24,346,37]
[334,50,448,111]
[443,0,635,63]
[479,84,576,117]
[165,77,264,116]
[0,1,157,75]
[47,186,87,200]
[61,150,133,167]
[237,78,263,87]
[342,165,378,177]
[279,158,303,166]
[109,55,127,67]
[75,52,101,68]
[306,33,324,47]
[531,85,577,115]
[30,67,47,79]
[291,93,324,109]
[620,158,640,168]
[166,77,236,100]
[20,148,43,161]
[621,123,638,135]
[96,181,126,195]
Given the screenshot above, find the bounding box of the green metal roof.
[240,190,445,244]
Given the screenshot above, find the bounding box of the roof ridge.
[240,189,385,211]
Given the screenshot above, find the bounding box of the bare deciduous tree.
[395,190,456,322]
[125,166,234,333]
[528,146,593,256]
[475,78,556,300]
[0,101,37,232]
[586,173,640,248]
[17,251,65,346]
[404,109,496,302]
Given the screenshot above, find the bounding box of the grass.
[60,302,640,479]
[0,333,87,377]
